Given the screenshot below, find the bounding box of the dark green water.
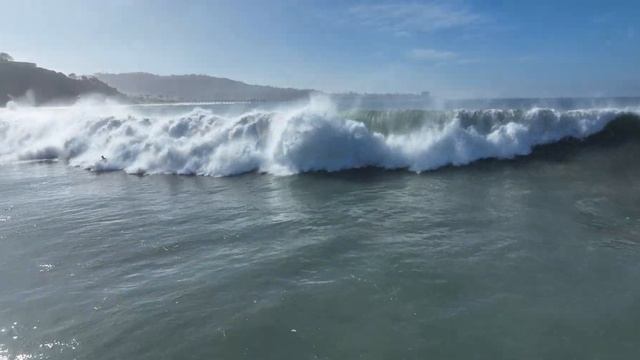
[1,136,640,359]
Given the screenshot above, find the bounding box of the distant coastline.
[94,72,315,103]
[2,54,640,110]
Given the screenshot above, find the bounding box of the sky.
[1,0,639,98]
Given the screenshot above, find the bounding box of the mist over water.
[1,99,640,359]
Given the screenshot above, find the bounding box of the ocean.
[1,98,640,359]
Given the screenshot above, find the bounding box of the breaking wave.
[0,99,638,176]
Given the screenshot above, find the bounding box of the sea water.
[1,99,640,359]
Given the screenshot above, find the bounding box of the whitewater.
[0,97,637,177]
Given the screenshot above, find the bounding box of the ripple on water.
[575,197,640,249]
[0,321,79,360]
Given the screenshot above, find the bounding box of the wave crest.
[0,101,637,176]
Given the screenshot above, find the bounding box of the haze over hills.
[2,52,638,110]
[94,72,315,102]
[0,53,122,106]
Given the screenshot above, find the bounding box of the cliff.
[0,61,123,106]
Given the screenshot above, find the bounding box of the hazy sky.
[1,0,639,98]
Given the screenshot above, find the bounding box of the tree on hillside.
[0,52,13,62]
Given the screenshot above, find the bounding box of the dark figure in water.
[101,155,107,161]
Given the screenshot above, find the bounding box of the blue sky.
[1,0,639,98]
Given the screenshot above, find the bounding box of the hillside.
[0,61,123,106]
[94,72,314,102]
